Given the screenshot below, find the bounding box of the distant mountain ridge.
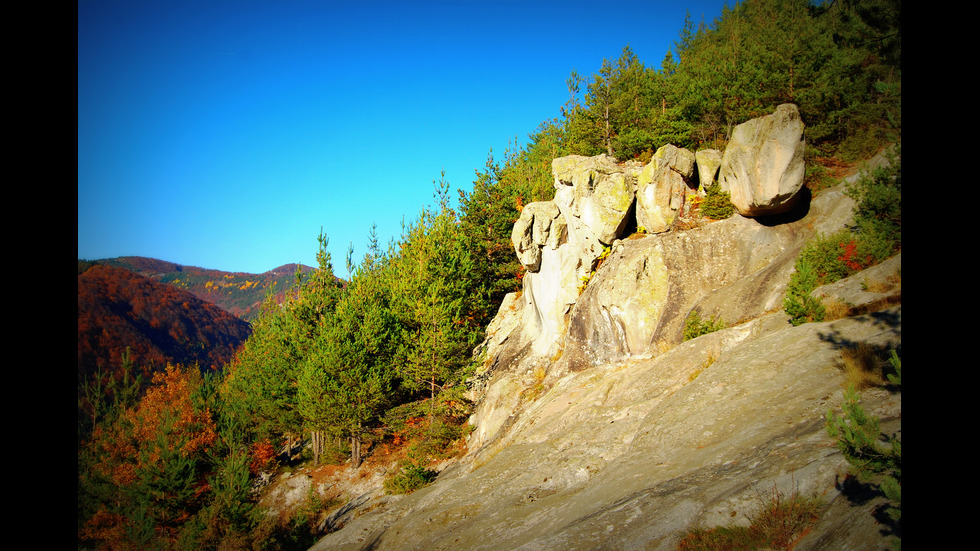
[93,256,315,321]
[77,263,253,382]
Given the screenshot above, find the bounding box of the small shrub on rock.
[683,310,726,341]
[383,461,438,495]
[678,489,822,550]
[699,184,735,220]
[845,149,901,262]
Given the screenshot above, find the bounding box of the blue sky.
[78,0,730,275]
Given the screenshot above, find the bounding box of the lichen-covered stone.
[719,103,806,217]
[511,201,561,272]
[635,144,697,233]
[552,154,636,245]
[695,148,723,190]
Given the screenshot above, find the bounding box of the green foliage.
[825,381,901,544]
[383,379,473,467]
[845,148,902,261]
[390,173,484,413]
[826,385,897,475]
[298,238,397,466]
[784,144,900,325]
[78,347,145,444]
[383,461,439,495]
[783,252,826,326]
[886,349,901,387]
[783,230,872,326]
[683,310,727,341]
[699,184,735,220]
[804,231,860,283]
[203,447,254,533]
[570,0,899,158]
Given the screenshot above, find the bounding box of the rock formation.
[307,116,900,551]
[636,143,696,233]
[694,148,722,191]
[719,103,807,216]
[508,104,812,364]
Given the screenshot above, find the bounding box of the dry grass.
[823,292,901,322]
[688,350,718,382]
[835,342,889,389]
[864,271,901,293]
[822,297,852,321]
[677,488,822,550]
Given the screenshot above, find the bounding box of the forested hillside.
[95,256,315,321]
[77,1,901,548]
[77,262,252,381]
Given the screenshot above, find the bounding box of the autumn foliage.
[97,256,316,321]
[249,439,279,475]
[79,364,218,549]
[78,264,252,384]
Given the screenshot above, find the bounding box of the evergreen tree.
[298,238,398,467]
[221,230,342,454]
[390,173,483,423]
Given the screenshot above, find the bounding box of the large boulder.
[511,201,562,272]
[694,148,723,191]
[636,144,697,233]
[719,103,806,217]
[551,154,636,246]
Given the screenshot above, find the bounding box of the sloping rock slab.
[310,307,901,551]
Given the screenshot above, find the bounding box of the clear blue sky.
[78,0,729,275]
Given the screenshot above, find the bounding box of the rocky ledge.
[308,108,900,550]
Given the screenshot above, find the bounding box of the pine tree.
[390,173,482,425]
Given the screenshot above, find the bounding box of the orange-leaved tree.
[78,363,217,549]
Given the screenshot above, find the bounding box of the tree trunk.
[350,434,362,468]
[311,430,321,466]
[604,103,613,156]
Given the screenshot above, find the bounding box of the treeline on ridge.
[77,262,252,386]
[77,1,901,548]
[93,256,316,321]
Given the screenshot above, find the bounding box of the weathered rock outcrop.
[511,201,562,273]
[694,148,723,190]
[508,104,812,366]
[719,103,807,217]
[636,144,697,233]
[552,154,636,246]
[514,155,642,357]
[308,140,900,551]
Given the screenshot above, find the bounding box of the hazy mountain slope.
[77,263,252,380]
[95,256,314,321]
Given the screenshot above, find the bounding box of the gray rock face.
[695,148,723,190]
[309,152,900,551]
[513,155,642,358]
[551,154,637,246]
[312,308,901,551]
[636,144,697,233]
[719,103,806,217]
[511,201,562,272]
